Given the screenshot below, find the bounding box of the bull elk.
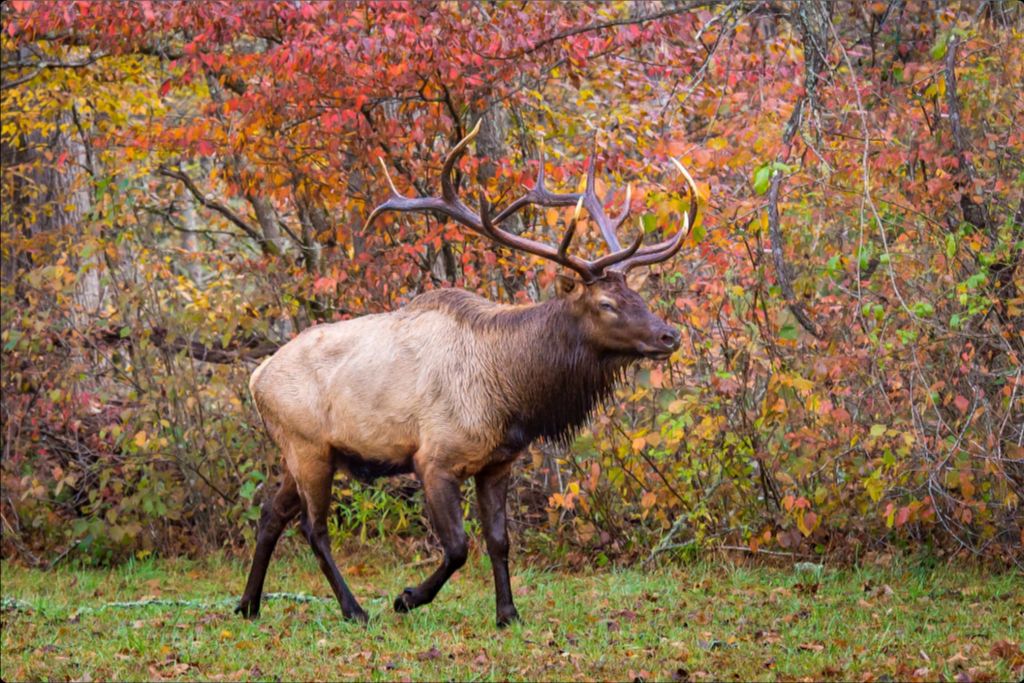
[236,121,700,626]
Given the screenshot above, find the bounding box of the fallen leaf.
[989,639,1021,663]
[417,646,441,661]
[755,630,782,645]
[947,651,969,668]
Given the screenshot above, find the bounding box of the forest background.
[1,0,1020,569]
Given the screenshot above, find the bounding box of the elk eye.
[599,301,616,313]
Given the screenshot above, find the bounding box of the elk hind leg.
[295,456,368,622]
[394,465,466,613]
[236,471,301,618]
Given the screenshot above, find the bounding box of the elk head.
[365,121,701,359]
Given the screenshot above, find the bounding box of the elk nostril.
[660,330,680,347]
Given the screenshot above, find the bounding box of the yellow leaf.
[790,376,814,392]
[545,207,559,228]
[641,491,657,509]
[707,136,728,151]
[133,431,148,448]
[632,436,646,452]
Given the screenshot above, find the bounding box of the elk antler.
[365,122,700,282]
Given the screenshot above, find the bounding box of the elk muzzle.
[637,322,681,360]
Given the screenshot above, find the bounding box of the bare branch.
[99,326,279,365]
[766,97,826,340]
[943,35,975,182]
[0,67,41,91]
[944,34,992,232]
[156,165,278,254]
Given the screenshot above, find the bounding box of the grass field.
[2,547,1021,681]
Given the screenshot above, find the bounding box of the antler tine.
[612,212,689,272]
[579,155,626,252]
[588,223,644,272]
[440,118,482,202]
[611,157,701,273]
[558,197,585,261]
[362,158,408,231]
[364,122,486,233]
[490,148,579,225]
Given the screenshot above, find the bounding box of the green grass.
[2,546,1021,681]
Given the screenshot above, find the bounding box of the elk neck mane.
[407,288,632,446]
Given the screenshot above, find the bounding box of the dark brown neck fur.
[408,289,633,446]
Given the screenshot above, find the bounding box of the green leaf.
[239,481,257,500]
[930,32,949,61]
[779,323,798,340]
[911,301,935,317]
[897,328,918,344]
[2,330,22,351]
[946,233,956,259]
[690,222,706,244]
[753,165,771,196]
[857,243,873,271]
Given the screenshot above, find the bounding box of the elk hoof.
[496,606,520,628]
[393,587,417,613]
[235,600,260,619]
[345,606,370,624]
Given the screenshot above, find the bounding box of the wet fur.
[406,289,631,450]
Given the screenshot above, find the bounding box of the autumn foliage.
[1,1,1020,565]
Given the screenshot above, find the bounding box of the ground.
[1,547,1021,681]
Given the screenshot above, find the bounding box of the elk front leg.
[394,465,467,613]
[475,461,520,627]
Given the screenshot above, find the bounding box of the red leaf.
[196,139,214,156]
[953,394,969,414]
[312,276,338,295]
[159,79,172,97]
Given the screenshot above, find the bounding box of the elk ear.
[625,270,650,291]
[555,274,582,299]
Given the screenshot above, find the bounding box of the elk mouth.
[636,343,677,360]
